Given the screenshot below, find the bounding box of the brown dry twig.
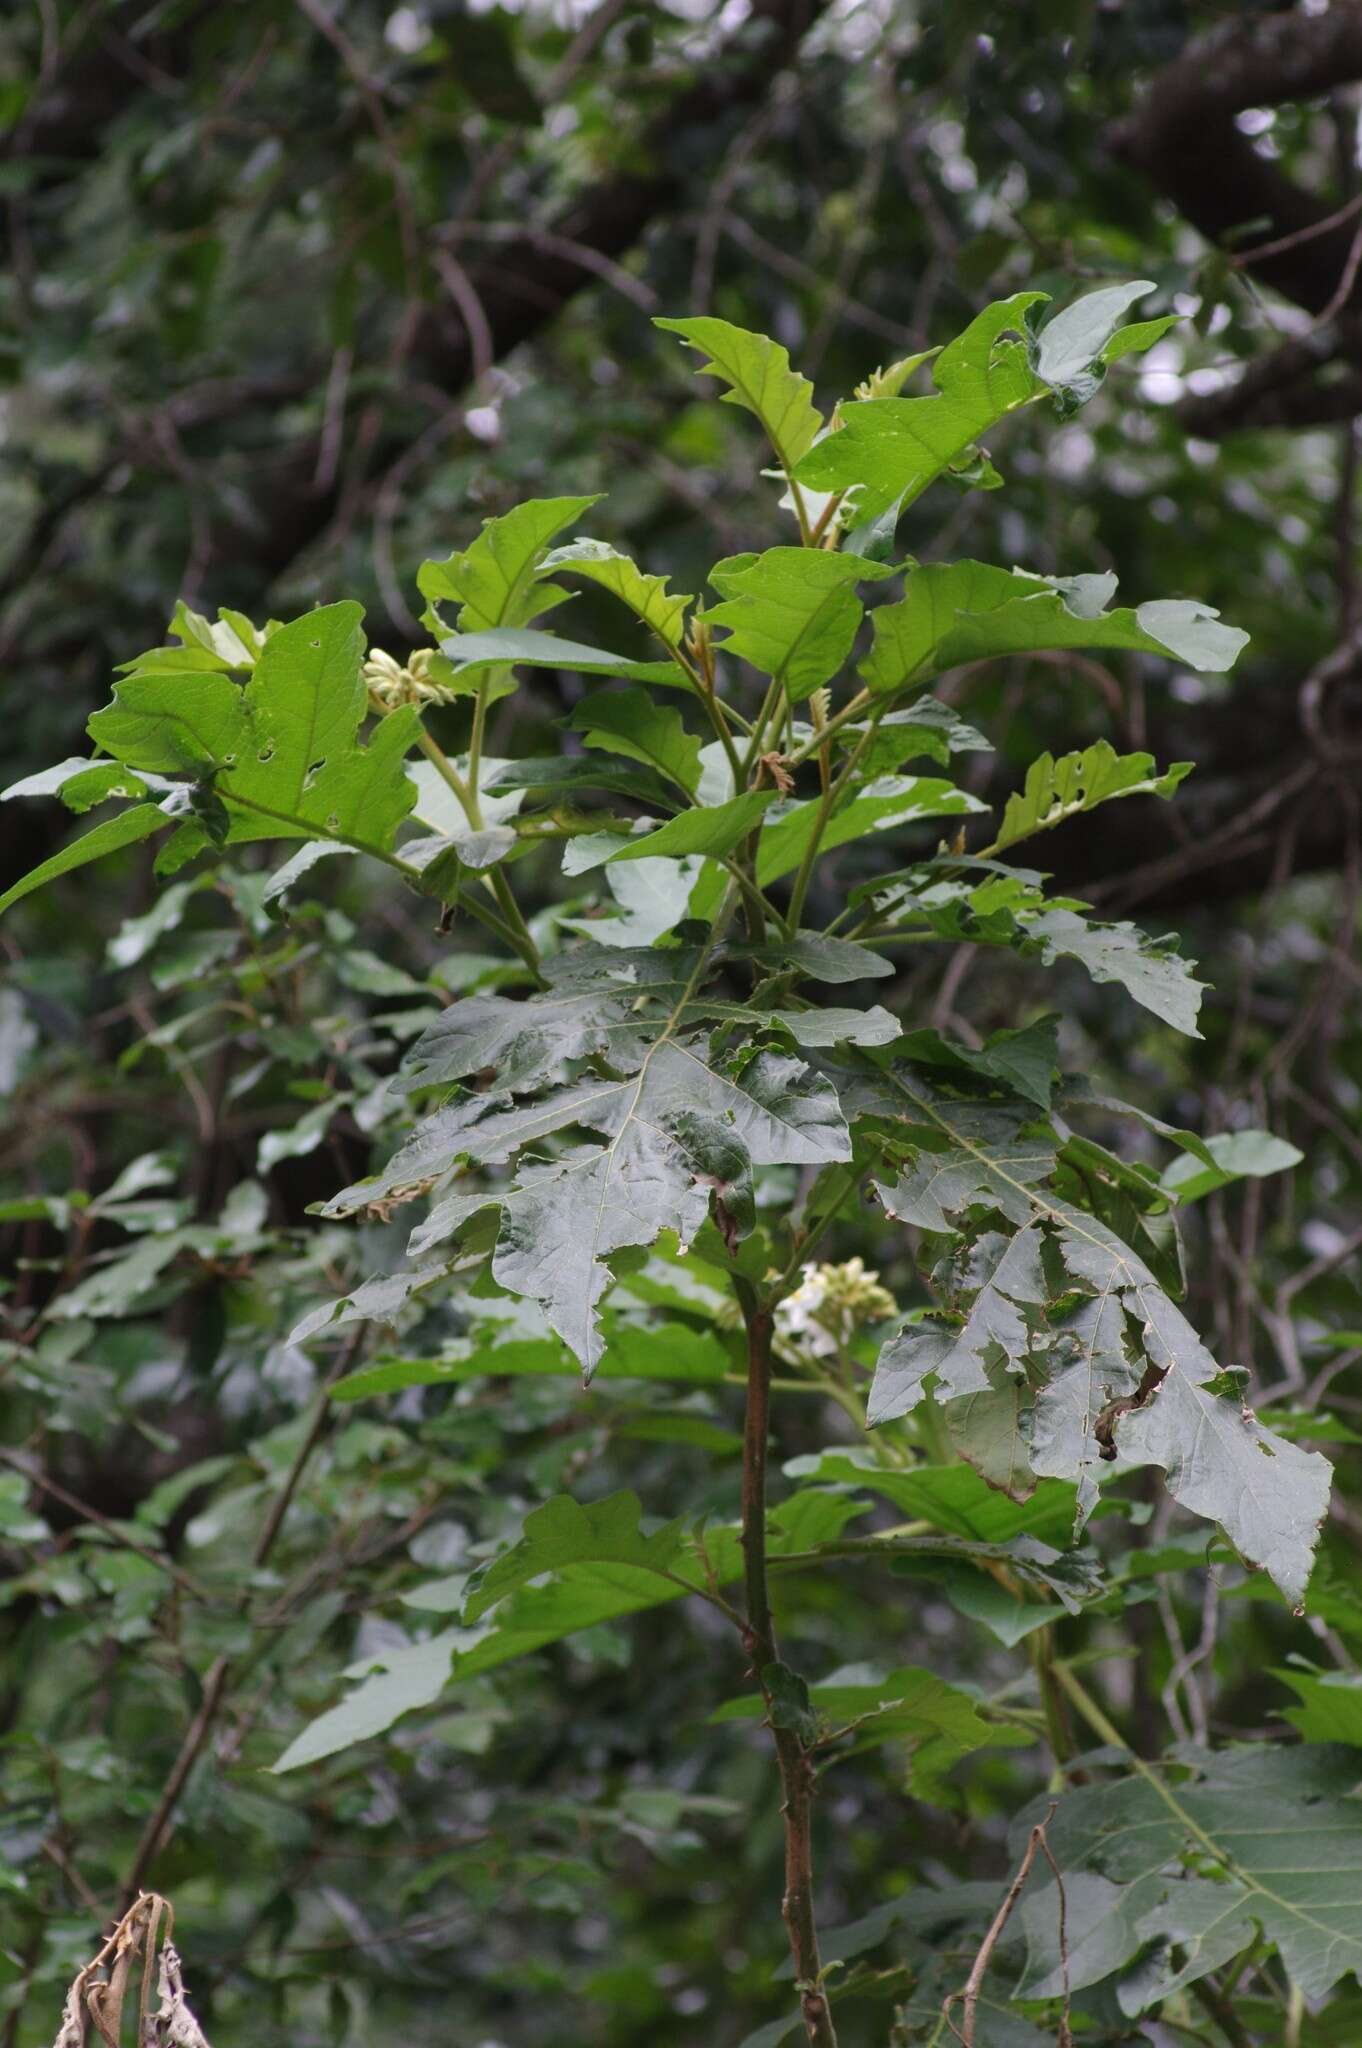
[943,1803,1071,2048]
[50,1891,211,2048]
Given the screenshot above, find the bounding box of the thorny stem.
[943,1803,1069,2048]
[734,1277,839,2048]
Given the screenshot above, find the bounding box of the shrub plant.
[4,286,1339,2047]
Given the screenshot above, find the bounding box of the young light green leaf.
[654,315,824,472]
[224,604,419,849]
[539,537,692,648]
[87,672,249,773]
[706,548,894,700]
[417,494,600,633]
[984,740,1192,857]
[1160,1129,1303,1205]
[793,292,1049,523]
[567,685,703,796]
[605,790,775,862]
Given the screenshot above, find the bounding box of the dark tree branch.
[1109,9,1362,315]
[240,0,829,591]
[1111,8,1362,437]
[1037,661,1362,912]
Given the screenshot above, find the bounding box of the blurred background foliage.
[2,2,1362,2044]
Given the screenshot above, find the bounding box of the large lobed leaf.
[654,314,824,474]
[865,1069,1327,1602]
[860,560,1247,698]
[793,285,1173,531]
[706,547,894,700]
[1015,1745,1362,2008]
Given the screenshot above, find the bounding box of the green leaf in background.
[1015,1746,1362,2005]
[462,1491,687,1623]
[1161,1128,1304,1204]
[781,1450,1078,1547]
[712,1664,1030,1801]
[654,315,824,473]
[706,548,894,699]
[332,1320,732,1398]
[1276,1668,1362,1746]
[272,1634,460,1773]
[0,804,171,916]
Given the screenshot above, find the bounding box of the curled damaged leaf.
[50,1891,212,2048]
[864,1075,1328,1601]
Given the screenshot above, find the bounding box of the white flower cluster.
[363,645,457,710]
[773,1256,897,1367]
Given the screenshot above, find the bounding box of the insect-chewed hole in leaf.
[304,758,327,787]
[257,744,274,762]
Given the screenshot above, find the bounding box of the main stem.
[736,1281,838,2048]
